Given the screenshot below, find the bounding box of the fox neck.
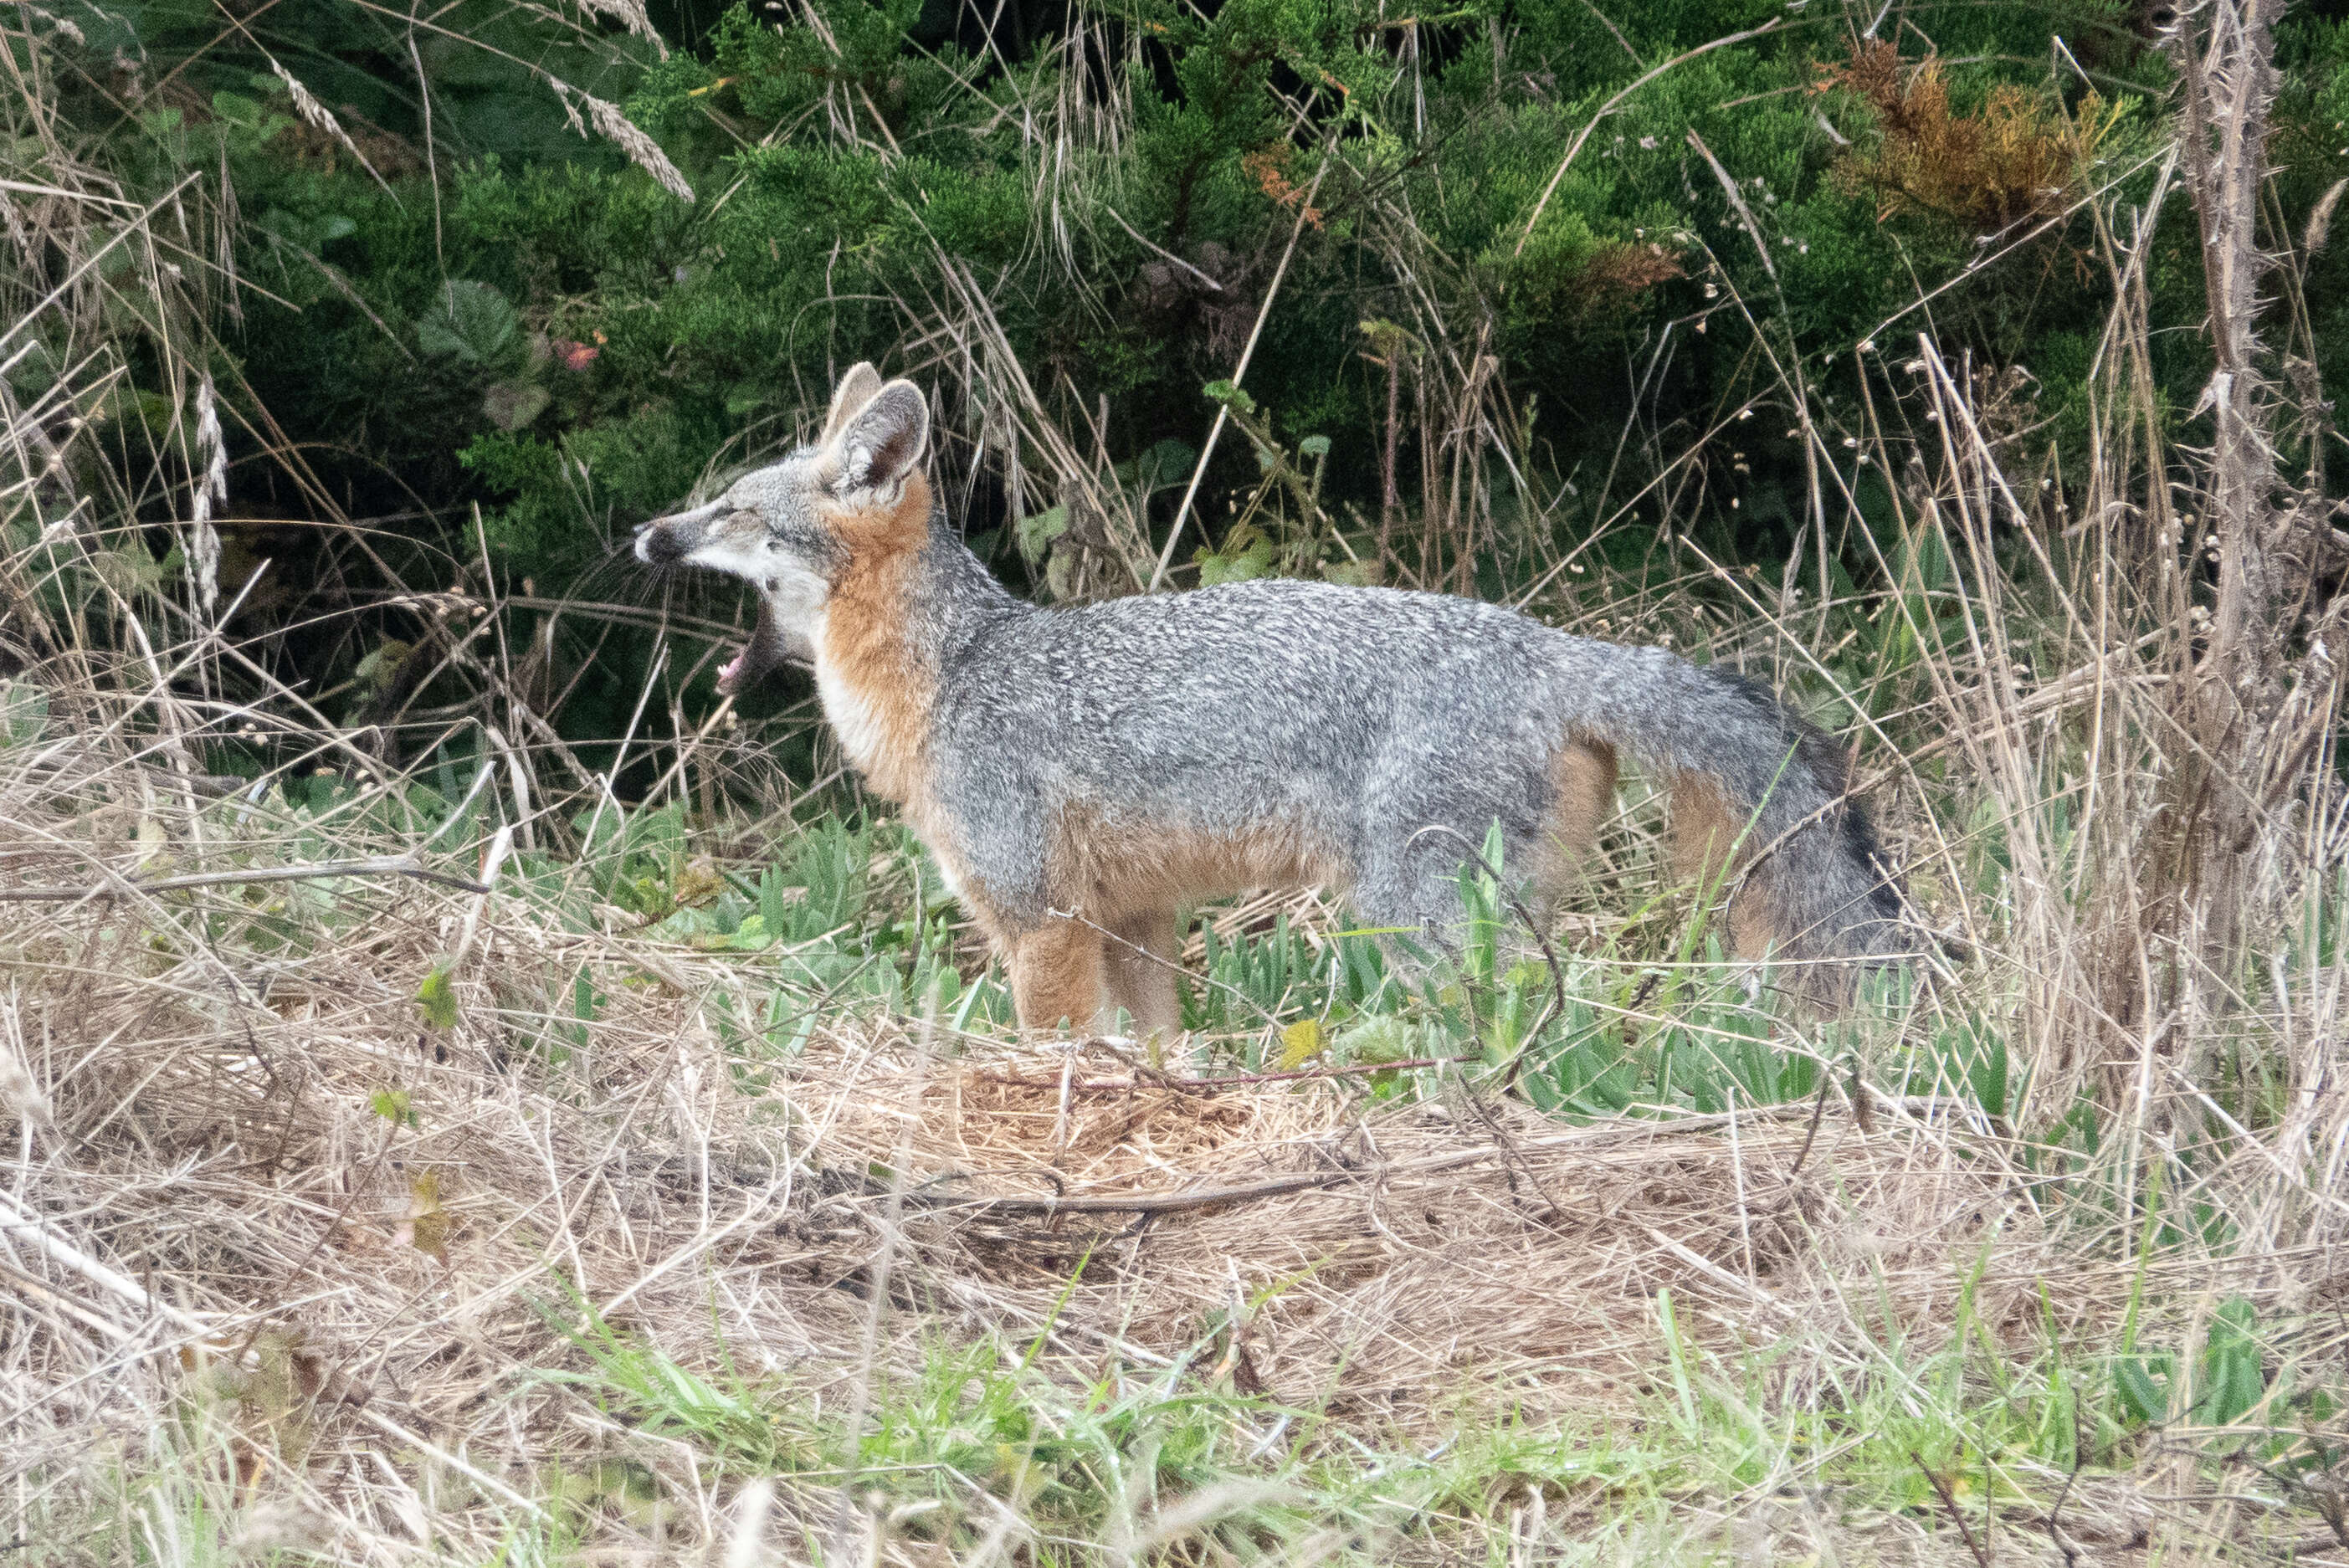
[811,475,1023,807]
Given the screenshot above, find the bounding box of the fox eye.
[765,539,785,552]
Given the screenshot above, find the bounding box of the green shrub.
[14,0,2337,766]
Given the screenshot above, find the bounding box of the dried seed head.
[553,80,695,203]
[270,61,367,170]
[187,374,228,610]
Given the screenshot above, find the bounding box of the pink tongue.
[717,649,745,691]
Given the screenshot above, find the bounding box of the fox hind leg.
[1671,776,1775,956]
[1351,836,1468,956]
[1102,907,1183,1038]
[1534,740,1618,917]
[1007,916,1107,1033]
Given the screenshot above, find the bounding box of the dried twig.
[0,857,491,902]
[1912,1450,1995,1568]
[1148,150,1336,591]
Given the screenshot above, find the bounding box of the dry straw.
[3,0,2347,1560]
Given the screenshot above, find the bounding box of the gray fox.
[635,364,1906,1031]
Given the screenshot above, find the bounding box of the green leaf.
[2196,1299,2266,1426]
[211,90,292,146]
[483,380,551,431]
[370,1088,416,1128]
[1298,434,1331,459]
[0,683,49,746]
[353,638,412,693]
[416,963,460,1029]
[1971,1032,2009,1117]
[1203,379,1256,415]
[2113,1355,2170,1425]
[1014,503,1069,562]
[210,90,266,128]
[1136,438,1198,491]
[418,280,523,368]
[1194,535,1275,586]
[1338,1014,1413,1064]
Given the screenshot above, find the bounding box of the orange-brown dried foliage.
[1819,40,2104,234]
[1244,146,1324,229]
[1518,240,1685,322]
[1582,240,1685,299]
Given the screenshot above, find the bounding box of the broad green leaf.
[483,381,550,431]
[2113,1355,2170,1425]
[1195,535,1275,586]
[353,638,412,694]
[1014,503,1069,562]
[1338,1014,1412,1064]
[416,964,459,1029]
[1136,438,1198,490]
[418,280,522,368]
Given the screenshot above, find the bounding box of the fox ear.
[829,380,928,496]
[820,362,885,444]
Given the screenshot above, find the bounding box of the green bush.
[13,0,2342,763]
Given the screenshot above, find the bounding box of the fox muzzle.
[633,500,723,565]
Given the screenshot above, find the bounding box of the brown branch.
[976,1054,1477,1097]
[926,1166,1362,1217]
[0,858,491,903]
[1913,1450,1995,1568]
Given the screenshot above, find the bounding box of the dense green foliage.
[12,0,2349,759]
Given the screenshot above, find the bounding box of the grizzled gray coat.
[636,363,1905,1033]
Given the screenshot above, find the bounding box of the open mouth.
[714,597,788,696]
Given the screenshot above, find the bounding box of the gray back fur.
[637,371,1906,986]
[891,514,1904,966]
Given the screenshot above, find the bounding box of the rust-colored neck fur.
[814,474,936,809]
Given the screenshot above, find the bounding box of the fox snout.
[633,523,685,566]
[633,503,720,566]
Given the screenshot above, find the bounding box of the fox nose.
[633,519,689,566]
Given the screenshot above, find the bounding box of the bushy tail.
[1578,651,1909,992]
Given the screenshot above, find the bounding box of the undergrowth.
[7,0,2349,1561]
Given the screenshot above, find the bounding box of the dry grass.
[5,0,2349,1561]
[2,623,2345,1562]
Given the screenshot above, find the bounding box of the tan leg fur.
[1103,907,1182,1038]
[1533,740,1618,913]
[1671,776,1776,956]
[1007,918,1106,1033]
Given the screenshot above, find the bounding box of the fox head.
[633,362,931,694]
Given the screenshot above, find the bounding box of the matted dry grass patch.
[0,867,2280,1563]
[804,1036,2080,1415]
[4,587,2345,1565]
